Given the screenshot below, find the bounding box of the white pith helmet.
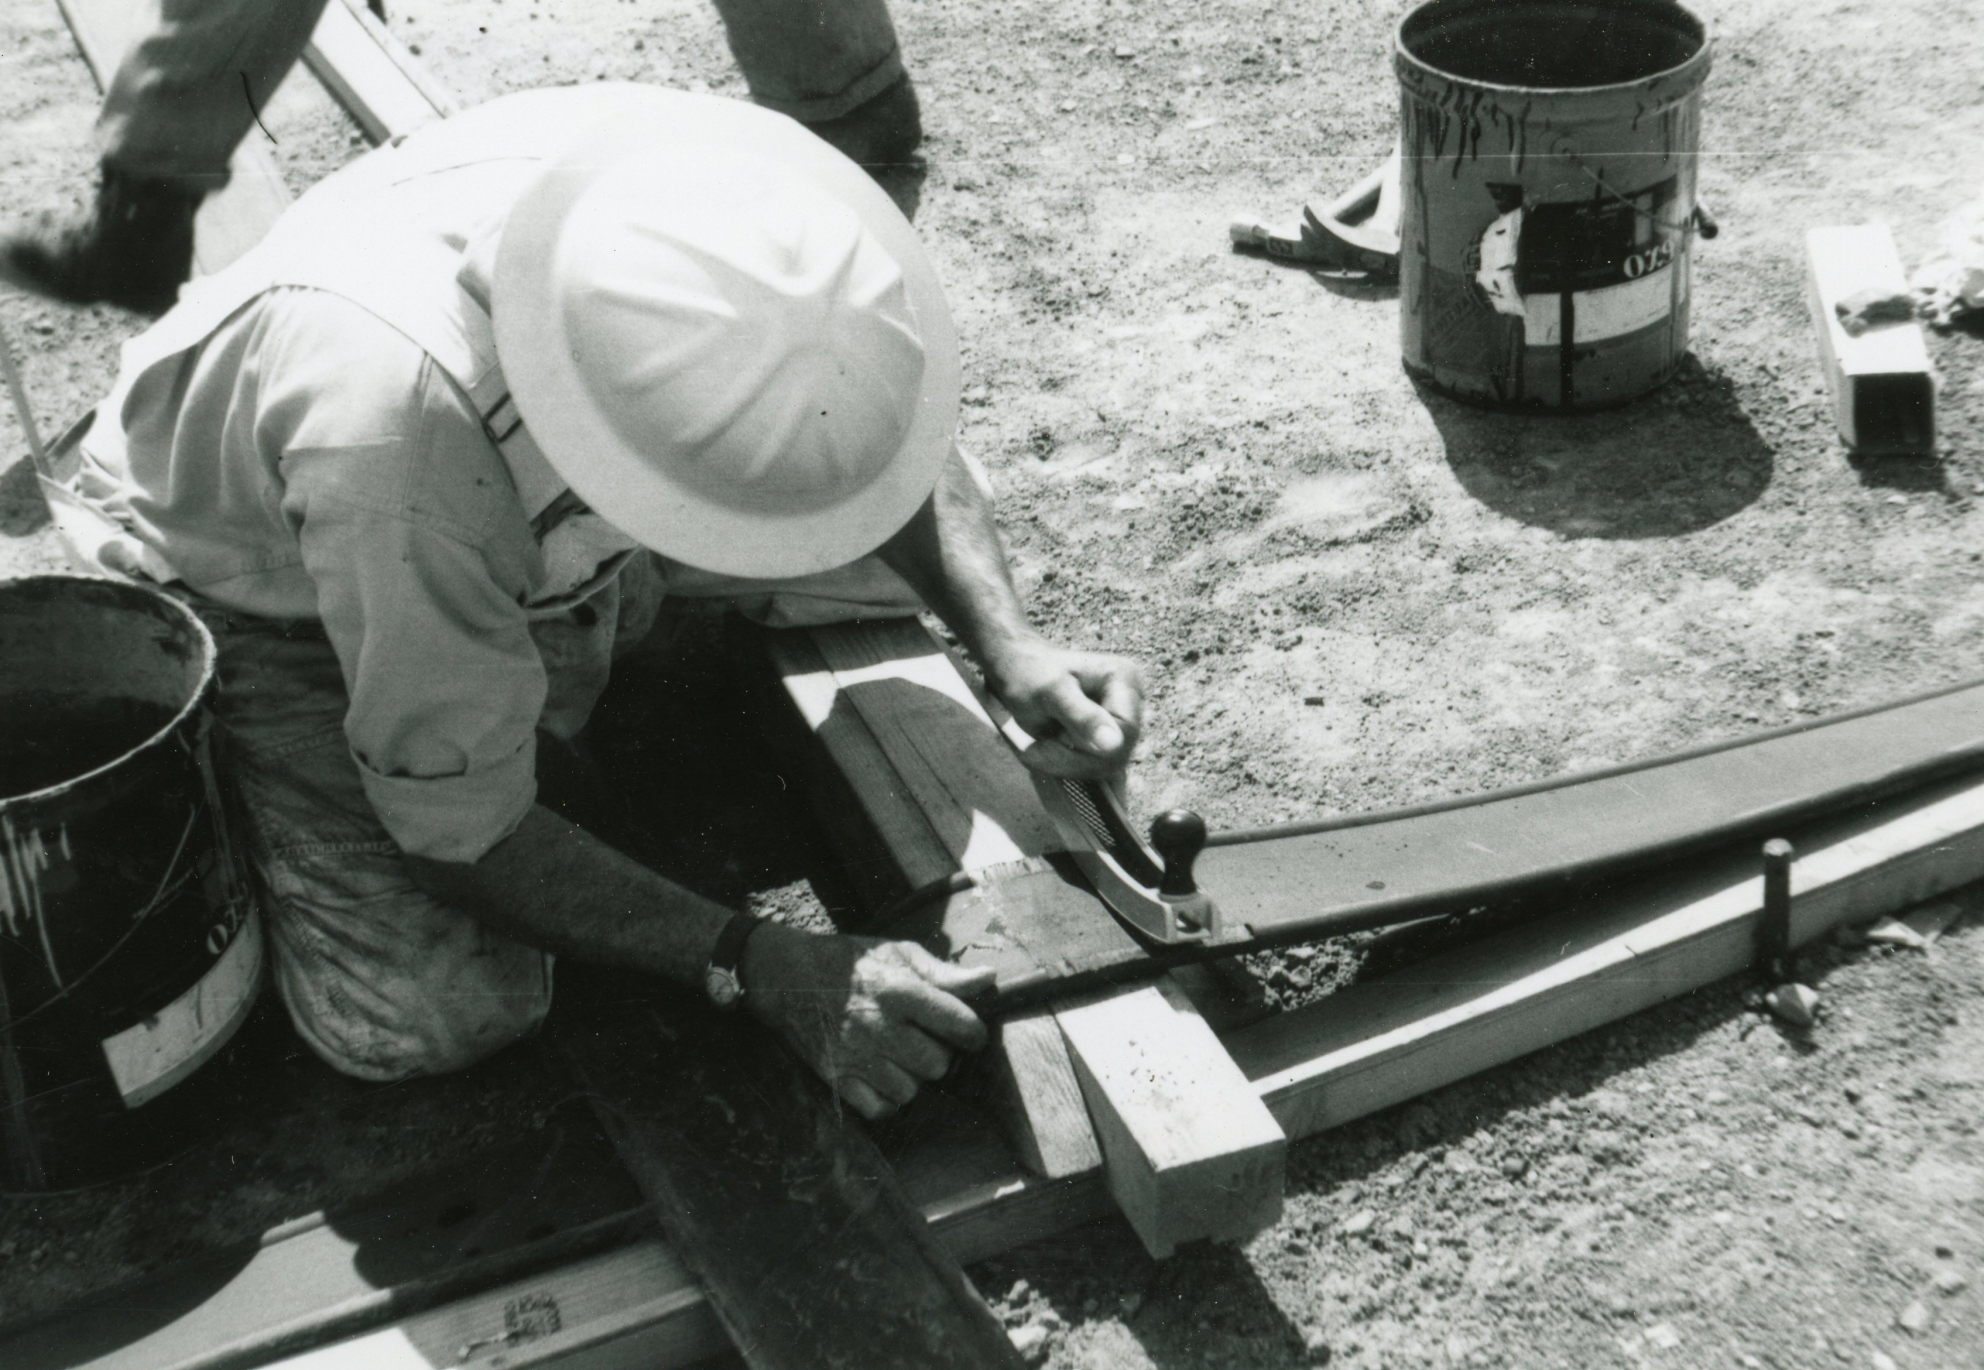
[493,89,959,579]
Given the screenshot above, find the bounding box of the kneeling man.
[51,85,1142,1120]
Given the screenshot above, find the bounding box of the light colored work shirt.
[70,284,638,864]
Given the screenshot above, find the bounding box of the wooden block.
[1805,224,1936,456]
[1230,768,1984,1141]
[555,978,1025,1370]
[302,0,456,146]
[1056,982,1285,1258]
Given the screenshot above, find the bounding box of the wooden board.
[1804,224,1936,456]
[266,1239,723,1370]
[1056,982,1284,1257]
[301,0,456,146]
[988,1010,1103,1179]
[0,1111,649,1370]
[1202,673,1984,945]
[1228,768,1984,1139]
[554,976,1025,1370]
[57,0,293,275]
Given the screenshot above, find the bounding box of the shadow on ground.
[1849,450,1949,494]
[1420,358,1776,538]
[972,1219,1313,1370]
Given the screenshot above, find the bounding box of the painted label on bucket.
[101,912,263,1109]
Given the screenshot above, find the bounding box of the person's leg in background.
[2,0,331,315]
[709,0,924,171]
[2,0,929,316]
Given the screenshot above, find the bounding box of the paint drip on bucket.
[1396,0,1712,409]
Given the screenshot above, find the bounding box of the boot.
[802,75,923,171]
[0,167,203,317]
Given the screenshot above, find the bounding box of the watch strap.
[711,910,765,975]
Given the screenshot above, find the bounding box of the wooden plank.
[1055,982,1285,1258]
[268,1239,724,1370]
[254,1165,1108,1370]
[765,625,959,895]
[1228,768,1984,1141]
[986,1010,1104,1179]
[57,0,293,275]
[1805,224,1936,456]
[0,1114,649,1370]
[1200,673,1984,945]
[301,0,454,146]
[807,619,1067,870]
[555,977,1025,1370]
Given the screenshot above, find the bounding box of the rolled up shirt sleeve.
[265,294,547,864]
[308,506,545,864]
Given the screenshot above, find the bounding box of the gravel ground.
[2,0,1982,1366]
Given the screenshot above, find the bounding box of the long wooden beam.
[1804,224,1935,457]
[1229,768,1984,1135]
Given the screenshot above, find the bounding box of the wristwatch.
[704,910,766,1010]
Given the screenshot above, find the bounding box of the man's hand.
[741,924,995,1120]
[986,638,1146,779]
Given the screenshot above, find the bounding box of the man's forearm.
[406,803,733,983]
[877,448,1043,685]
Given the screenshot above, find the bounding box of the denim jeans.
[99,0,908,190]
[188,552,918,1079]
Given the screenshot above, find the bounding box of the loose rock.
[1896,1299,1931,1332]
[1008,1323,1049,1363]
[1765,983,1822,1027]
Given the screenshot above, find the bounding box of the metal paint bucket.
[1396,0,1711,409]
[0,575,260,1190]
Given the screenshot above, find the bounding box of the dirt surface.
[3,0,1983,1366]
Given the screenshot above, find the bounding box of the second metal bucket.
[1396,0,1711,409]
